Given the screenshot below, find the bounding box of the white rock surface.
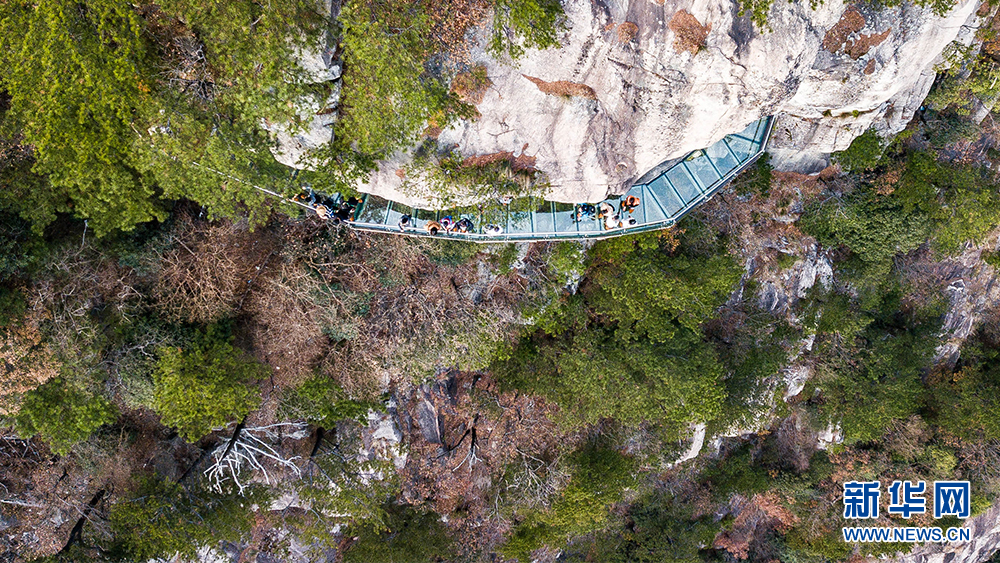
[325,0,984,205]
[670,423,708,466]
[879,502,1000,563]
[816,421,843,450]
[262,0,343,169]
[264,84,341,169]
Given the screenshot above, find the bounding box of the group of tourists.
[294,190,359,224]
[576,195,641,230]
[397,214,481,235]
[300,189,642,236]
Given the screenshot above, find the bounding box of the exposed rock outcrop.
[262,0,343,169]
[880,502,1000,563]
[272,0,984,205]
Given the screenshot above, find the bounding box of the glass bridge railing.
[344,117,773,242]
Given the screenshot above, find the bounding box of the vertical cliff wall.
[274,0,985,204]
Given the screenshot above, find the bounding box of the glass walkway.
[342,117,772,242]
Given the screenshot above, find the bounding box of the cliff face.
[427,0,982,203]
[274,0,983,203]
[881,503,1000,563]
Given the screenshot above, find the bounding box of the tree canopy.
[151,325,267,441]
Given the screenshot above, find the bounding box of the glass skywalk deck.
[347,117,773,242]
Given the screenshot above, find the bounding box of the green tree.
[502,443,638,561]
[107,476,267,561]
[279,373,373,427]
[0,0,327,235]
[930,338,1000,441]
[327,0,458,165]
[0,0,163,234]
[13,377,117,455]
[600,490,720,563]
[799,286,942,444]
[501,326,725,430]
[343,503,456,563]
[489,0,565,59]
[895,152,1000,254]
[587,228,742,343]
[833,129,884,174]
[151,325,266,441]
[498,226,738,431]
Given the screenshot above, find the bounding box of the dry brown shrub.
[423,123,444,139]
[22,245,144,377]
[243,261,360,387]
[883,416,932,461]
[714,492,798,559]
[422,0,493,64]
[140,4,214,102]
[822,7,865,53]
[845,28,890,60]
[462,147,537,172]
[522,75,597,100]
[874,162,904,195]
[669,11,710,54]
[617,22,639,43]
[0,314,59,414]
[821,7,890,60]
[398,370,564,553]
[153,215,281,324]
[452,65,492,105]
[301,231,543,399]
[982,7,1000,58]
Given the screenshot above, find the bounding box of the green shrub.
[833,129,884,174]
[0,286,27,328]
[108,476,267,561]
[400,145,550,212]
[500,327,726,430]
[343,503,456,563]
[497,222,739,432]
[0,0,165,235]
[702,443,772,499]
[13,377,117,455]
[293,435,400,544]
[930,339,1000,441]
[488,0,565,59]
[502,443,638,561]
[926,56,1000,114]
[732,152,773,197]
[151,324,266,441]
[983,250,1000,270]
[775,251,797,269]
[546,241,585,285]
[738,0,776,29]
[926,112,981,148]
[487,243,521,274]
[278,373,374,427]
[711,308,795,434]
